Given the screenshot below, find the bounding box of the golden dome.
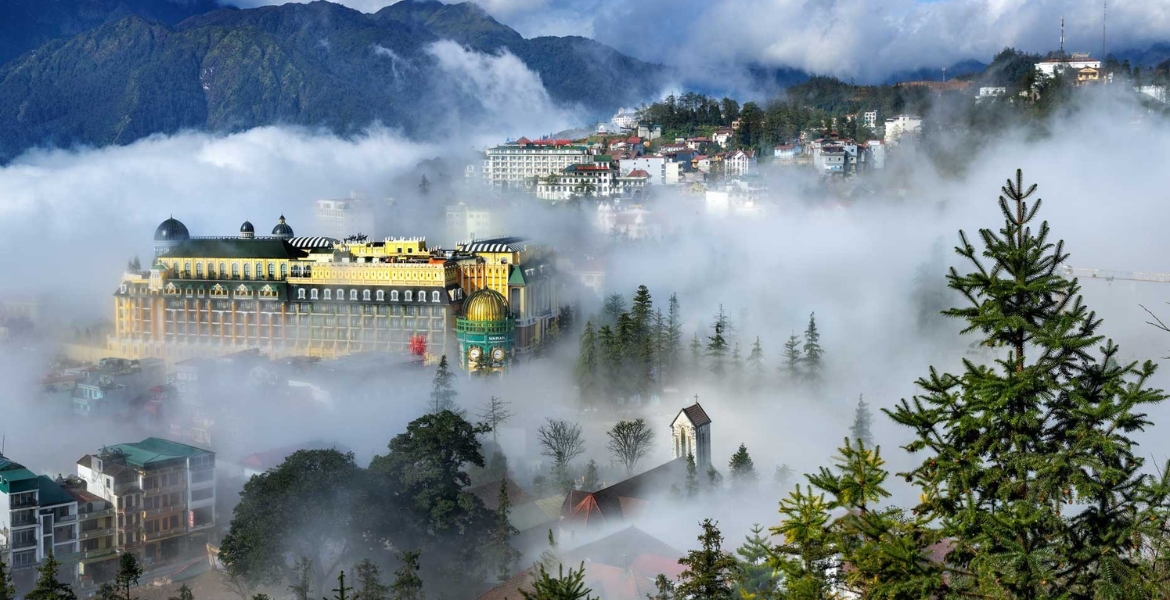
[463,288,510,322]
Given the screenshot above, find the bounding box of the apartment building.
[482,139,591,187]
[61,480,119,585]
[315,197,375,241]
[0,455,80,587]
[77,438,216,564]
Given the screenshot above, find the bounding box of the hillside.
[0,0,666,161]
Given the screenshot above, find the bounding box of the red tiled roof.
[678,403,711,427]
[516,137,530,145]
[475,568,535,600]
[561,459,687,526]
[627,169,650,178]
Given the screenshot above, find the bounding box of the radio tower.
[1060,15,1065,56]
[1102,1,1108,59]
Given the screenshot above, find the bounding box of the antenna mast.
[1102,1,1107,59]
[1060,15,1065,56]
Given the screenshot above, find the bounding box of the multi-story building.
[883,115,922,146]
[535,164,617,201]
[445,203,498,246]
[0,455,80,588]
[315,197,375,241]
[71,357,165,418]
[76,438,215,564]
[61,480,119,585]
[725,149,756,177]
[109,218,562,373]
[482,139,591,187]
[1034,52,1101,78]
[862,110,878,130]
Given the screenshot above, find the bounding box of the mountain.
[884,59,988,85]
[0,0,225,66]
[0,0,666,161]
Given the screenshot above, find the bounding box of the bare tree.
[606,419,654,476]
[538,419,584,467]
[477,396,514,443]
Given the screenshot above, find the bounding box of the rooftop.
[102,437,213,469]
[161,238,307,260]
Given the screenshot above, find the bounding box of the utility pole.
[1060,15,1065,56]
[1102,2,1107,59]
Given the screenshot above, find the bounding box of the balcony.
[144,483,186,496]
[144,528,185,542]
[80,527,115,540]
[80,508,116,520]
[80,548,117,564]
[143,505,184,518]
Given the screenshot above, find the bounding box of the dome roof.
[271,215,294,238]
[154,217,190,242]
[240,221,255,233]
[462,288,510,322]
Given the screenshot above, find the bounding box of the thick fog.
[3,47,1170,573]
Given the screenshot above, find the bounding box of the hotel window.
[376,290,384,301]
[432,290,440,303]
[196,263,203,277]
[323,289,331,300]
[363,290,371,301]
[255,262,263,278]
[280,264,287,278]
[336,288,344,300]
[405,291,413,302]
[311,289,319,300]
[350,290,358,301]
[418,290,426,303]
[268,263,276,277]
[243,264,251,278]
[391,291,399,301]
[184,261,191,275]
[297,289,306,300]
[232,263,239,277]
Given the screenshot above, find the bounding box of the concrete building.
[1139,85,1168,104]
[0,455,80,587]
[866,140,886,170]
[315,197,375,241]
[725,149,756,177]
[482,139,591,187]
[535,164,617,201]
[445,203,499,245]
[773,144,803,162]
[611,109,638,131]
[863,110,878,129]
[883,115,923,145]
[71,357,165,418]
[978,87,1007,98]
[76,438,216,564]
[62,480,119,585]
[1034,53,1101,78]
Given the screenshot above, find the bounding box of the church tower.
[671,400,712,471]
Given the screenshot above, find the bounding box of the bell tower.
[670,398,712,471]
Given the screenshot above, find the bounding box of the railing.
[80,508,116,520]
[144,528,184,541]
[143,505,184,518]
[12,539,36,550]
[144,483,186,496]
[80,527,114,540]
[80,548,117,562]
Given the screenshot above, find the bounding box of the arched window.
[350,290,358,301]
[232,263,239,277]
[336,288,344,301]
[391,290,399,301]
[255,262,263,279]
[405,290,413,302]
[268,263,276,277]
[323,289,331,300]
[376,290,384,301]
[280,264,287,278]
[183,261,191,275]
[362,290,371,301]
[219,262,226,277]
[432,290,440,303]
[196,263,203,277]
[291,265,301,277]
[311,289,319,300]
[243,264,250,278]
[418,290,427,303]
[297,288,306,300]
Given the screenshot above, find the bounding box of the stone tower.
[670,400,712,471]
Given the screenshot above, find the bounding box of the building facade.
[315,197,375,241]
[0,456,80,587]
[76,438,215,564]
[110,219,561,371]
[482,139,592,187]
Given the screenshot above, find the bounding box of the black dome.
[154,217,190,242]
[240,221,255,233]
[271,215,294,238]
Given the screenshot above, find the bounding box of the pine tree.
[728,443,757,487]
[353,560,389,600]
[597,325,620,399]
[428,356,457,413]
[537,529,559,572]
[733,525,778,599]
[99,552,142,600]
[326,571,352,600]
[664,294,683,382]
[26,554,76,600]
[0,556,13,600]
[746,337,764,389]
[706,306,730,379]
[768,487,834,600]
[390,551,424,600]
[602,293,626,327]
[489,479,521,582]
[652,308,666,382]
[675,519,738,600]
[648,575,674,600]
[417,175,430,197]
[520,563,597,600]
[290,557,312,600]
[630,286,656,393]
[582,459,600,491]
[849,394,873,447]
[685,453,700,498]
[780,333,802,380]
[730,342,743,387]
[801,313,823,379]
[773,464,794,491]
[689,332,703,373]
[889,169,1170,598]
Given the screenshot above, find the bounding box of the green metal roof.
[508,265,525,286]
[37,476,75,507]
[163,239,307,260]
[0,466,38,494]
[107,437,211,468]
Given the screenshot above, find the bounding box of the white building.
[978,87,1007,98]
[1034,53,1101,77]
[866,141,886,170]
[612,108,639,131]
[725,149,757,177]
[883,115,923,146]
[862,110,878,130]
[482,139,592,187]
[315,196,375,241]
[535,164,617,201]
[0,455,80,584]
[1139,85,1168,104]
[670,403,712,471]
[773,144,803,162]
[621,156,669,186]
[712,128,734,148]
[445,203,498,245]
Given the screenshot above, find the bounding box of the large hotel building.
[109,216,560,373]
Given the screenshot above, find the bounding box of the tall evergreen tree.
[352,559,389,600]
[768,486,834,600]
[746,337,764,389]
[780,333,802,380]
[489,479,521,582]
[675,519,738,600]
[99,552,142,600]
[520,563,597,600]
[326,571,352,600]
[690,332,703,373]
[582,459,600,491]
[685,453,700,499]
[389,551,424,600]
[26,554,76,600]
[417,175,430,197]
[730,342,743,387]
[648,575,674,600]
[652,308,667,381]
[0,556,12,600]
[706,306,730,379]
[602,293,626,327]
[889,169,1170,598]
[575,322,600,402]
[733,525,778,599]
[849,394,873,447]
[289,557,312,600]
[428,356,457,413]
[728,443,757,487]
[664,294,684,381]
[598,325,620,399]
[773,464,794,491]
[801,313,823,379]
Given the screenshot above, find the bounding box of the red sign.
[409,335,427,357]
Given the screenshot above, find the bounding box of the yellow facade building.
[110,217,561,370]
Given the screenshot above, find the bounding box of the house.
[620,156,668,186]
[684,137,710,151]
[773,144,803,162]
[712,128,734,147]
[76,438,216,565]
[636,124,662,141]
[883,115,922,145]
[561,458,688,528]
[692,155,712,173]
[862,110,878,129]
[725,149,757,177]
[71,357,165,418]
[0,455,81,589]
